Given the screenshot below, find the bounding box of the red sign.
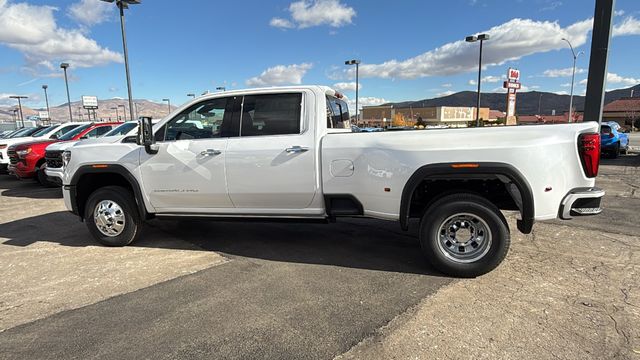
[503,81,521,89]
[507,68,520,81]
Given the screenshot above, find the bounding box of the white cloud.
[246,63,313,86]
[436,90,455,97]
[540,1,562,11]
[337,17,594,80]
[344,96,387,111]
[333,82,361,92]
[0,0,123,70]
[270,0,356,29]
[613,16,640,36]
[553,90,569,95]
[0,92,40,106]
[468,75,500,85]
[270,17,294,29]
[578,73,640,88]
[442,83,453,88]
[614,10,625,17]
[468,79,477,86]
[542,67,586,77]
[68,0,112,27]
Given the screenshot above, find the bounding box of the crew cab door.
[225,92,317,209]
[139,97,236,211]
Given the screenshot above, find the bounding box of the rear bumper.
[559,187,605,220]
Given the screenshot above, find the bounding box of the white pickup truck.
[61,85,604,277]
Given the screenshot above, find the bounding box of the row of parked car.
[0,121,139,186]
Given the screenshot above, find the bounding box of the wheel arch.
[69,164,150,221]
[399,162,535,234]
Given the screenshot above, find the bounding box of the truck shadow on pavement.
[600,152,640,167]
[0,210,438,275]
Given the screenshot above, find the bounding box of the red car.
[8,122,121,184]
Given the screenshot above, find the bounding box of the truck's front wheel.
[85,186,141,247]
[419,193,510,277]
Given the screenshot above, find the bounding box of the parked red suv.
[8,122,121,184]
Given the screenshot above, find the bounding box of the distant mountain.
[0,98,178,123]
[384,84,640,115]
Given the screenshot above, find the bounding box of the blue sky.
[1,0,639,111]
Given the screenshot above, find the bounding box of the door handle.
[200,149,222,156]
[285,146,309,153]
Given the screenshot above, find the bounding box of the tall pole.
[538,93,543,115]
[118,2,136,122]
[583,0,615,124]
[118,105,126,121]
[42,85,51,124]
[61,63,73,122]
[475,39,484,127]
[17,98,24,128]
[355,62,359,124]
[163,98,171,114]
[562,38,583,123]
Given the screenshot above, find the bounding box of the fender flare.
[399,162,535,234]
[68,164,149,220]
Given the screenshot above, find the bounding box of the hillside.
[386,84,640,115]
[0,98,177,123]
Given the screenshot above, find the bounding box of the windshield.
[104,122,138,136]
[30,126,53,137]
[7,127,37,137]
[58,124,92,141]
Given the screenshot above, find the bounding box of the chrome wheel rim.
[93,200,126,237]
[437,213,492,263]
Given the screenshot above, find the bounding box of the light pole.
[162,98,171,114]
[60,62,73,121]
[102,0,139,123]
[187,93,196,99]
[344,59,361,123]
[42,85,51,124]
[466,33,490,127]
[134,102,140,119]
[118,104,126,121]
[111,107,119,121]
[9,96,27,128]
[538,93,543,115]
[216,86,226,92]
[561,38,584,123]
[12,109,18,124]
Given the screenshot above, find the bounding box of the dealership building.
[360,105,491,128]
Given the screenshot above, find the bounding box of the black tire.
[612,143,620,158]
[419,193,510,278]
[84,186,142,247]
[36,163,53,187]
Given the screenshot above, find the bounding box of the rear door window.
[240,93,302,136]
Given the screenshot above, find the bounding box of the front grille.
[7,148,17,165]
[45,150,63,168]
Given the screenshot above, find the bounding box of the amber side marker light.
[451,163,480,169]
[92,164,109,168]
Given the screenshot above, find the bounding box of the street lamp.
[118,104,126,121]
[162,98,171,114]
[561,38,584,123]
[42,85,51,124]
[216,86,226,92]
[187,93,196,99]
[344,59,361,123]
[538,93,543,115]
[9,96,27,128]
[60,62,73,121]
[101,0,139,124]
[466,33,490,127]
[111,107,120,121]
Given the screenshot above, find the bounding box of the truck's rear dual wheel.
[85,186,141,247]
[419,193,510,278]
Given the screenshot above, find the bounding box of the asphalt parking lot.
[1,153,639,360]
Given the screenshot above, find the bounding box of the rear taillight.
[578,133,600,178]
[608,133,614,138]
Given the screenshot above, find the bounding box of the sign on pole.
[38,111,49,120]
[81,96,98,109]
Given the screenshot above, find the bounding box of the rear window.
[326,96,350,129]
[240,93,302,136]
[600,126,611,135]
[31,126,53,137]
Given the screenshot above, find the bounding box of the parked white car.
[60,86,604,277]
